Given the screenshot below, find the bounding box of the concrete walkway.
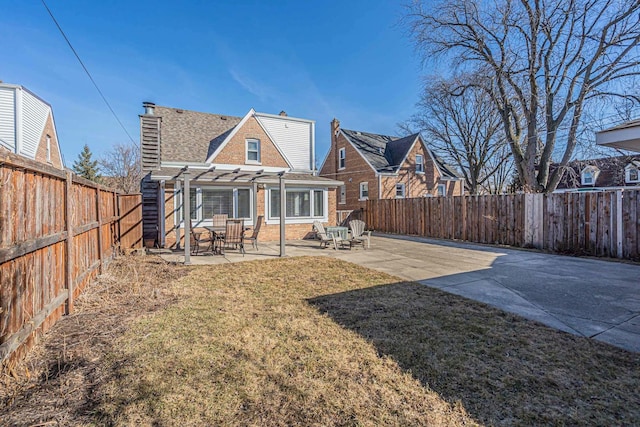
[156,234,640,352]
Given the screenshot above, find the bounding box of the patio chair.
[244,215,263,251]
[212,214,228,228]
[312,221,343,250]
[348,219,371,249]
[222,219,245,256]
[189,220,213,255]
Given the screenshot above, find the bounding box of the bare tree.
[99,142,142,193]
[404,76,513,194]
[405,0,640,193]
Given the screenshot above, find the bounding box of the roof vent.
[378,147,384,154]
[355,131,361,135]
[220,116,227,120]
[176,109,183,114]
[279,110,287,116]
[142,101,155,115]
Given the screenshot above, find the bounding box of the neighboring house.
[139,103,342,247]
[319,118,463,212]
[0,82,64,169]
[553,155,640,192]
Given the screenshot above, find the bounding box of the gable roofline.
[205,109,294,169]
[205,108,255,163]
[339,129,380,175]
[394,133,421,172]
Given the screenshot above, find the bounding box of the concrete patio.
[154,234,640,353]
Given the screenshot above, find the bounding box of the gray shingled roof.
[341,129,461,178]
[153,106,242,163]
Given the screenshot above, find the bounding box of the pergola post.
[183,169,191,265]
[279,173,286,257]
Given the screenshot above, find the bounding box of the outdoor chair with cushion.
[222,219,245,256]
[313,221,344,250]
[189,220,213,255]
[348,219,371,249]
[244,215,263,251]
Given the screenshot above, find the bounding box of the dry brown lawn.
[1,255,639,426]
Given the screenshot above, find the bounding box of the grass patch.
[2,255,639,425]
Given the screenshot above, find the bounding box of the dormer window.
[338,148,346,170]
[416,154,424,173]
[581,166,600,186]
[246,139,261,164]
[625,162,640,183]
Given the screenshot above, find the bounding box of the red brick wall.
[34,113,63,169]
[213,116,289,167]
[319,121,377,211]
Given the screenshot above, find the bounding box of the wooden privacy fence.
[0,151,142,366]
[366,190,640,260]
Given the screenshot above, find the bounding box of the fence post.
[524,193,543,249]
[616,190,623,258]
[64,171,74,314]
[96,187,104,273]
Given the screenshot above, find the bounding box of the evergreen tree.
[73,144,101,182]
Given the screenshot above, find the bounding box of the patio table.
[326,226,349,240]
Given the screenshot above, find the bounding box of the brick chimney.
[331,118,340,146]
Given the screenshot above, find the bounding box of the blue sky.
[1,0,423,167]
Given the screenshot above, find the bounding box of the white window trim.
[359,182,369,201]
[625,164,640,183]
[339,185,346,204]
[581,167,599,186]
[246,139,261,165]
[178,186,253,226]
[265,187,329,224]
[338,147,346,170]
[437,184,446,197]
[415,154,424,174]
[395,183,405,198]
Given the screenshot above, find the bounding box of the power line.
[40,0,136,145]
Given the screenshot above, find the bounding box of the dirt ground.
[0,255,188,427]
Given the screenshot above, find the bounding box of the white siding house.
[255,112,315,172]
[0,83,64,168]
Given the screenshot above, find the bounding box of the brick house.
[0,83,64,169]
[139,103,342,248]
[553,154,640,192]
[319,119,463,212]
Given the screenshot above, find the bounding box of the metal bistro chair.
[244,215,263,251]
[222,219,245,256]
[189,219,213,255]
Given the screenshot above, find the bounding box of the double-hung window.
[396,183,405,198]
[269,188,326,219]
[359,182,369,200]
[46,135,51,163]
[183,187,251,222]
[338,148,346,169]
[246,139,261,163]
[437,184,446,197]
[415,154,424,173]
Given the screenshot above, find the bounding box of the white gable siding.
[256,115,312,171]
[0,86,16,151]
[20,89,49,159]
